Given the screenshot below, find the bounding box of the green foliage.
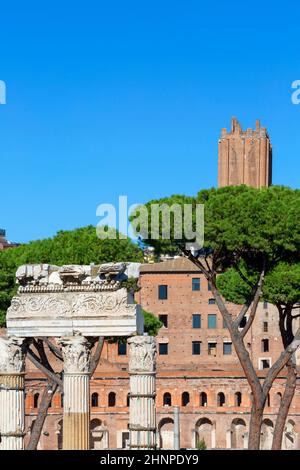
[0,225,143,326]
[263,262,300,306]
[196,438,207,450]
[142,308,163,336]
[136,185,300,312]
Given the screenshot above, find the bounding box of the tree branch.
[27,349,63,388]
[89,337,104,377]
[262,326,300,399]
[42,338,63,361]
[239,269,265,338]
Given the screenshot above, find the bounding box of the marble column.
[128,335,157,449]
[59,335,92,450]
[0,336,27,450]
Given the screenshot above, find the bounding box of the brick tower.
[218,117,272,188]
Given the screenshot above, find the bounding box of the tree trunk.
[272,360,297,450]
[247,400,264,449]
[26,381,59,450]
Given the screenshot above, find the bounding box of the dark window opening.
[261,339,269,352]
[159,343,168,355]
[192,341,201,355]
[192,278,201,291]
[208,342,217,356]
[118,342,127,356]
[223,342,232,355]
[163,392,172,406]
[235,392,242,407]
[33,393,39,409]
[217,392,225,407]
[261,359,270,369]
[200,392,207,407]
[192,314,201,329]
[91,393,99,407]
[158,285,168,300]
[159,314,168,328]
[108,392,116,407]
[182,392,190,407]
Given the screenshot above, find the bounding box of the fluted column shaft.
[59,335,92,450]
[0,337,26,450]
[128,336,157,449]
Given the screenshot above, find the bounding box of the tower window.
[261,339,269,352]
[108,392,116,407]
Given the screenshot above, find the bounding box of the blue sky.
[1,1,300,243]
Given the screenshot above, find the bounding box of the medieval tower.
[218,117,272,188]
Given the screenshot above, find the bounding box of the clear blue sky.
[1,1,300,243]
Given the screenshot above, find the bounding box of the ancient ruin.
[0,263,157,450]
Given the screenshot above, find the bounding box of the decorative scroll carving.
[7,296,72,317]
[72,289,131,315]
[59,335,92,374]
[0,336,26,373]
[128,336,156,373]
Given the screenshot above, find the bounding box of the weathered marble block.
[6,264,143,338]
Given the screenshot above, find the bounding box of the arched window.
[182,392,190,407]
[108,392,116,407]
[275,392,282,406]
[200,392,207,407]
[127,393,130,407]
[163,392,172,406]
[217,392,225,407]
[235,392,242,407]
[91,392,99,407]
[33,393,39,409]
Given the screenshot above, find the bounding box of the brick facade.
[218,118,272,188]
[21,258,300,450]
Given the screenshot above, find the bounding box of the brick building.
[10,118,300,449]
[22,257,300,450]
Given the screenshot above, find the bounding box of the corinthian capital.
[128,335,156,373]
[59,335,91,374]
[0,336,26,373]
